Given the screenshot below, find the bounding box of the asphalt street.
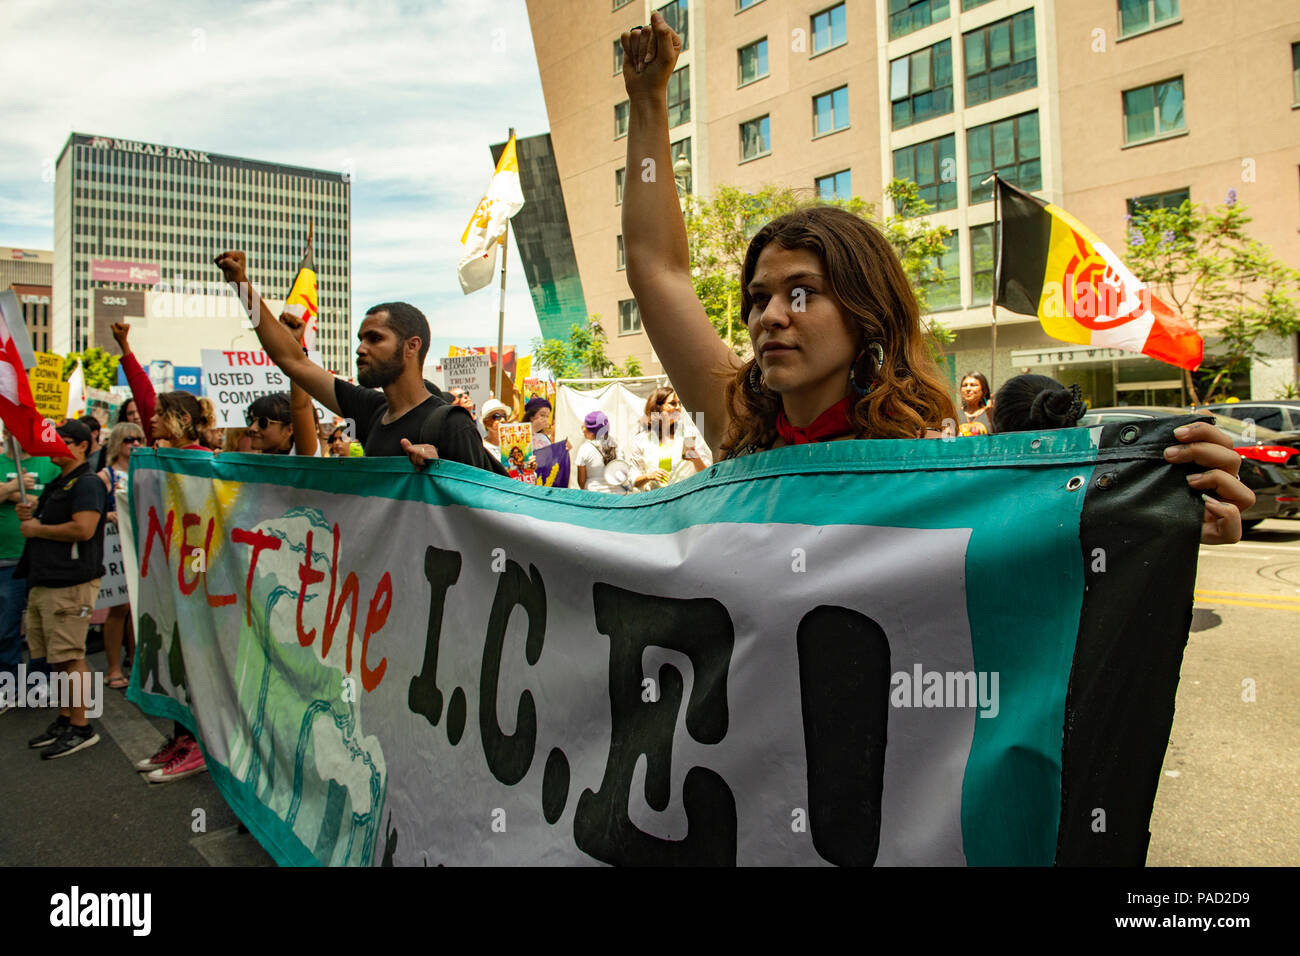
[0,519,1295,867]
[1146,517,1300,866]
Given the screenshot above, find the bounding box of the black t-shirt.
[335,379,507,474]
[16,462,108,587]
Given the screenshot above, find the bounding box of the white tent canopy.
[554,379,713,489]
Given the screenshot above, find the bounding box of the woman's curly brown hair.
[718,206,956,457]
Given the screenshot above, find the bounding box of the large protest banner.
[125,418,1202,866]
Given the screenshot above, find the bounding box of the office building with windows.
[52,133,353,376]
[526,0,1300,403]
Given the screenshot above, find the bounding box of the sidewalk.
[0,649,273,867]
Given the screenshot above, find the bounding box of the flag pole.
[495,127,514,399]
[987,173,1000,392]
[7,433,29,506]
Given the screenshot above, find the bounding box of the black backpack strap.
[417,399,469,449]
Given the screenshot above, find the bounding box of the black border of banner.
[1057,416,1206,865]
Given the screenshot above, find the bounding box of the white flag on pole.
[457,133,525,295]
[67,358,86,418]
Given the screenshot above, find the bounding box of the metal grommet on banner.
[1066,475,1085,491]
[1095,471,1117,490]
[1030,438,1042,450]
[1119,425,1141,444]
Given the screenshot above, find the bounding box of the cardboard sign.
[200,349,327,428]
[442,355,490,411]
[96,522,129,608]
[497,421,534,480]
[27,352,68,420]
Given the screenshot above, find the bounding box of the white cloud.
[0,0,552,351]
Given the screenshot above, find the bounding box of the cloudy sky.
[0,0,551,359]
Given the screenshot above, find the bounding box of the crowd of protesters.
[0,9,1255,791]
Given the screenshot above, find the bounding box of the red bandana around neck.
[775,396,857,446]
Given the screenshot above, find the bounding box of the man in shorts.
[14,420,107,759]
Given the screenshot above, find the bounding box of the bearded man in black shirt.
[214,250,505,474]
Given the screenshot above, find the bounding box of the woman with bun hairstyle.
[992,374,1087,433]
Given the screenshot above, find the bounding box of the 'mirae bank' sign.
[87,136,210,164]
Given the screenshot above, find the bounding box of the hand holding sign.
[400,438,439,470]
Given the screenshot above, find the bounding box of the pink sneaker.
[135,736,186,772]
[146,738,207,784]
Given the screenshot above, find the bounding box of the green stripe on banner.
[123,429,1184,866]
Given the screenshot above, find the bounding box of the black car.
[1078,406,1300,529]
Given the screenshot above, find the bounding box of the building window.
[1127,187,1189,216]
[671,138,693,193]
[889,0,949,40]
[615,100,630,138]
[617,235,626,270]
[815,169,851,202]
[613,0,634,10]
[962,0,994,9]
[964,10,1037,107]
[1123,77,1185,144]
[658,0,689,52]
[967,111,1041,203]
[619,298,642,334]
[739,37,769,85]
[737,0,763,10]
[893,135,957,213]
[811,4,847,55]
[813,85,849,136]
[740,115,771,161]
[890,40,953,129]
[1292,42,1300,104]
[615,167,626,204]
[613,38,624,74]
[970,223,996,306]
[924,233,961,312]
[1119,0,1179,38]
[667,67,691,127]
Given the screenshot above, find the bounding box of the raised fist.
[279,303,308,344]
[111,322,130,350]
[214,250,249,285]
[621,10,682,96]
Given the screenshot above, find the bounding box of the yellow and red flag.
[995,179,1202,370]
[286,230,319,350]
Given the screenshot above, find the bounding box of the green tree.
[683,180,956,358]
[1125,193,1300,403]
[531,317,643,380]
[61,347,120,391]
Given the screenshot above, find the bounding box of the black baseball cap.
[56,420,94,449]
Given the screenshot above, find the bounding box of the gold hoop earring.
[747,362,766,394]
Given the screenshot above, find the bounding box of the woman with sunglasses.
[244,392,321,456]
[619,13,1253,544]
[480,399,512,463]
[96,422,145,690]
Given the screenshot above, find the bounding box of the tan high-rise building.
[526,0,1300,403]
